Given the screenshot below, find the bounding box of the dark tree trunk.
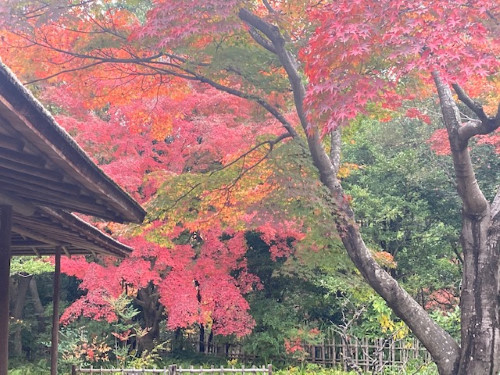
[11,273,32,357]
[173,328,183,352]
[207,330,213,354]
[28,277,46,332]
[195,280,205,353]
[199,324,205,353]
[135,284,163,353]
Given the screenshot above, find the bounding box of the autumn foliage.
[303,0,500,130]
[2,0,500,372]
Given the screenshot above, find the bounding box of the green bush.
[8,360,50,375]
[275,363,357,374]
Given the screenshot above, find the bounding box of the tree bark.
[11,273,32,357]
[433,73,500,375]
[199,324,205,353]
[135,284,164,353]
[29,277,46,332]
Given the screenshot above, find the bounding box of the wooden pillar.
[50,246,61,375]
[0,205,12,375]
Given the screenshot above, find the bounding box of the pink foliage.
[134,0,242,49]
[60,226,259,336]
[258,220,306,260]
[303,0,500,130]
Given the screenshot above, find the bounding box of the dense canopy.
[0,1,499,374]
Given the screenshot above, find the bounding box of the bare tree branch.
[452,84,500,142]
[248,28,277,54]
[262,0,277,14]
[452,84,489,122]
[433,71,488,215]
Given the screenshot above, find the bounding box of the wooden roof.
[12,208,132,257]
[0,62,145,224]
[0,61,145,258]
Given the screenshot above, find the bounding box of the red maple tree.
[1,0,500,372]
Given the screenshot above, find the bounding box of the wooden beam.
[0,167,80,194]
[50,246,61,375]
[0,157,63,182]
[0,181,113,219]
[22,197,120,222]
[11,240,50,248]
[0,191,36,216]
[0,147,44,167]
[0,205,12,375]
[0,179,69,199]
[11,225,60,246]
[11,248,91,256]
[0,133,23,152]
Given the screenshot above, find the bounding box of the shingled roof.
[0,61,146,224]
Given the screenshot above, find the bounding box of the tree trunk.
[11,273,32,357]
[173,328,183,352]
[207,330,213,354]
[199,324,205,353]
[135,284,163,353]
[433,73,500,375]
[458,214,500,374]
[28,277,46,332]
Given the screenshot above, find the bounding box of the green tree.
[342,118,461,300]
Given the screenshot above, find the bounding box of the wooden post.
[71,365,77,375]
[50,246,62,375]
[0,205,12,375]
[168,364,177,375]
[267,364,272,375]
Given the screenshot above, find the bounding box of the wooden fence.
[302,336,431,372]
[72,365,272,375]
[72,334,431,373]
[198,335,431,372]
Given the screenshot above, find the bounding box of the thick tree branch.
[262,0,277,14]
[248,28,277,54]
[239,9,285,47]
[433,72,488,215]
[239,9,304,126]
[453,84,490,122]
[452,83,500,141]
[239,8,331,190]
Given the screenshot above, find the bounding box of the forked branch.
[452,83,500,141]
